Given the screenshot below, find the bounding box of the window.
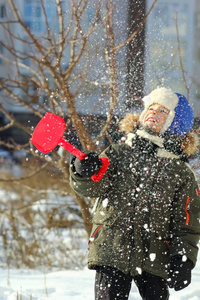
[0,5,5,18]
[24,4,32,18]
[36,6,41,18]
[24,0,42,32]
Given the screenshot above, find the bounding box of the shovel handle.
[59,138,87,160]
[59,138,109,182]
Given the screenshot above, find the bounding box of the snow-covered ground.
[0,252,199,300]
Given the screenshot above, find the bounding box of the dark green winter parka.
[70,121,200,280]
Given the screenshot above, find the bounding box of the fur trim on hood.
[119,113,199,156]
[119,113,140,134]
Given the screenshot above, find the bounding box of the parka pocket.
[147,231,170,261]
[88,207,119,248]
[88,224,103,248]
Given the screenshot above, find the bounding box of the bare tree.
[0,0,158,238]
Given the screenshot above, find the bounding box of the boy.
[70,87,200,300]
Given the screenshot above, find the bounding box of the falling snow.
[149,253,156,261]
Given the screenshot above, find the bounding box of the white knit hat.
[139,87,194,136]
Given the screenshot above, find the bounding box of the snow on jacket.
[70,114,200,279]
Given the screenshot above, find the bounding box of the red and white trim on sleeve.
[196,189,200,197]
[185,197,190,225]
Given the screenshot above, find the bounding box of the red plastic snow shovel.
[30,112,109,182]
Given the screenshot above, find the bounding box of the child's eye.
[160,109,168,114]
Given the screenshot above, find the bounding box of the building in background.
[0,0,62,143]
[145,0,200,111]
[0,0,65,113]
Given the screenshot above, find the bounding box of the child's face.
[143,104,169,133]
